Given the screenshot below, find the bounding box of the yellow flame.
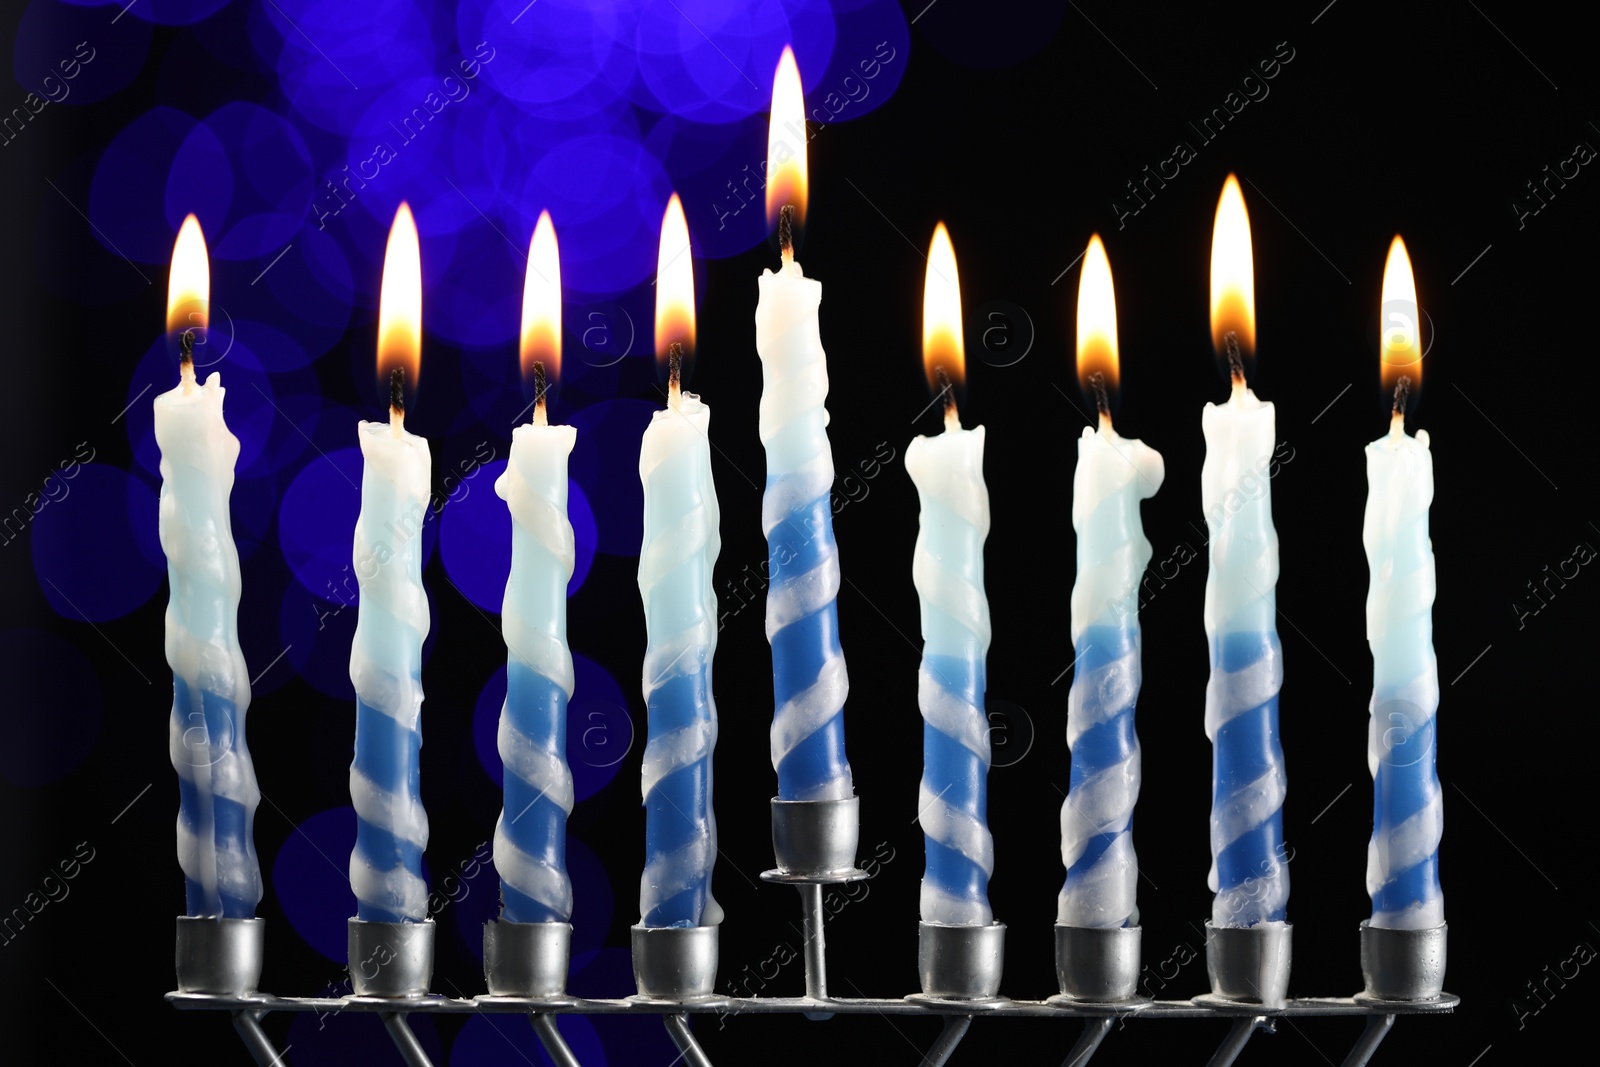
[655,193,695,361]
[766,45,807,228]
[166,214,209,335]
[1075,234,1119,393]
[921,221,964,392]
[378,202,422,389]
[520,210,562,383]
[1209,174,1255,361]
[1380,234,1422,390]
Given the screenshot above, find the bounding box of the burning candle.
[349,203,432,923]
[494,211,577,925]
[157,214,262,918]
[1364,236,1444,931]
[1058,236,1163,930]
[637,194,722,928]
[1203,176,1289,929]
[908,224,996,927]
[755,47,855,804]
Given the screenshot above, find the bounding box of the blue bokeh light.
[270,805,358,962]
[91,107,205,265]
[32,463,163,623]
[285,1005,443,1064]
[12,1,154,107]
[0,629,104,788]
[452,1012,606,1067]
[566,399,656,555]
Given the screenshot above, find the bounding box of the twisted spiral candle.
[637,388,722,928]
[493,419,578,924]
[349,418,432,923]
[1202,392,1289,928]
[1059,425,1163,929]
[1363,426,1444,930]
[755,258,855,803]
[907,425,994,926]
[156,362,262,918]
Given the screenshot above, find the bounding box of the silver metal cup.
[1055,923,1142,1003]
[631,924,719,1001]
[175,916,265,996]
[917,921,1006,1000]
[483,920,571,999]
[769,797,861,879]
[1202,921,1292,1009]
[1359,921,1447,1002]
[347,918,434,998]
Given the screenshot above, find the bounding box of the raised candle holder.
[347,918,435,998]
[1196,920,1292,1011]
[761,796,869,1003]
[483,920,573,1001]
[1357,921,1448,1003]
[1050,924,1146,1007]
[175,916,265,997]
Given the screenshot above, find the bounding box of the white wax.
[1200,388,1279,637]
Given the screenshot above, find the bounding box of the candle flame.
[766,45,807,230]
[1209,174,1256,372]
[1380,235,1422,396]
[922,222,964,421]
[521,210,561,385]
[166,214,209,336]
[1075,234,1119,421]
[378,202,422,396]
[655,193,695,366]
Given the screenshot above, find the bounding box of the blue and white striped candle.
[909,222,994,927]
[158,214,262,918]
[1363,236,1443,931]
[754,48,854,804]
[494,212,576,925]
[1059,235,1164,930]
[637,194,721,928]
[1203,176,1288,929]
[349,204,432,923]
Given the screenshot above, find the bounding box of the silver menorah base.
[1357,921,1448,1003]
[175,916,265,997]
[1050,923,1145,1006]
[912,921,1007,1005]
[483,919,573,1000]
[348,918,435,998]
[1196,920,1293,1010]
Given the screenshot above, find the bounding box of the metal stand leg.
[530,1014,583,1067]
[231,1011,287,1066]
[380,1013,435,1067]
[919,1015,973,1067]
[800,883,828,1001]
[1338,1014,1396,1067]
[663,1013,714,1067]
[1204,1015,1266,1067]
[1059,1016,1114,1067]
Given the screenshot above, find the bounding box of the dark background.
[2,2,1595,1065]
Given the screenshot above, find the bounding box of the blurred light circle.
[122,0,232,25]
[812,0,910,119]
[566,399,654,555]
[268,0,436,95]
[32,464,163,622]
[461,0,630,118]
[194,104,314,258]
[277,446,363,601]
[271,806,359,962]
[166,120,233,243]
[12,0,153,106]
[91,107,202,265]
[632,0,818,125]
[473,651,627,801]
[0,629,103,787]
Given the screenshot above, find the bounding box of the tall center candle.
[1364,237,1444,931]
[1203,177,1289,929]
[909,223,995,927]
[494,212,577,925]
[158,215,262,918]
[637,195,721,928]
[1058,236,1164,930]
[349,204,432,923]
[754,47,854,803]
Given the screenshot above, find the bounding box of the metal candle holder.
[760,796,869,1003]
[1196,920,1293,1011]
[175,916,264,997]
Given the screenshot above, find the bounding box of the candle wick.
[532,360,548,427]
[1224,330,1247,396]
[1088,370,1113,432]
[778,204,795,268]
[178,329,197,393]
[936,365,960,432]
[1390,375,1411,437]
[389,366,406,436]
[668,342,683,413]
